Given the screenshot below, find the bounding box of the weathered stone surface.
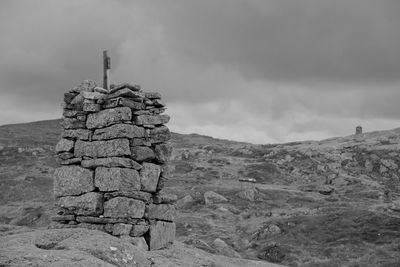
[55,138,75,153]
[81,157,141,169]
[120,236,149,251]
[78,223,105,231]
[62,118,86,129]
[108,88,144,99]
[134,115,170,126]
[154,192,178,204]
[109,82,141,93]
[149,126,171,143]
[83,103,100,112]
[70,94,84,105]
[120,98,145,110]
[140,163,161,192]
[62,129,92,140]
[176,195,194,208]
[51,215,75,221]
[154,143,172,163]
[130,221,150,237]
[59,158,82,165]
[148,108,166,115]
[94,86,108,93]
[104,191,153,203]
[93,124,146,140]
[145,204,176,222]
[62,109,86,118]
[81,91,107,100]
[54,166,94,197]
[70,80,96,93]
[152,99,165,107]
[95,167,141,192]
[74,139,131,158]
[112,223,132,236]
[57,152,74,160]
[103,197,145,218]
[76,216,139,224]
[145,220,175,250]
[130,146,155,162]
[86,107,131,129]
[130,138,151,147]
[144,92,161,99]
[64,92,78,104]
[57,192,103,216]
[204,191,228,205]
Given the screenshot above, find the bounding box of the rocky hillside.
[1,119,400,266]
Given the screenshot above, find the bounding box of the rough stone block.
[57,192,103,216]
[130,138,151,147]
[153,192,178,204]
[130,221,150,237]
[81,157,141,169]
[63,109,86,118]
[64,92,78,104]
[140,163,161,192]
[83,103,100,112]
[74,139,131,158]
[109,83,141,93]
[145,221,175,250]
[95,167,141,192]
[120,236,149,251]
[62,129,92,140]
[145,204,176,222]
[62,118,86,129]
[54,166,94,197]
[107,88,144,99]
[103,197,145,218]
[134,115,170,126]
[120,98,145,110]
[86,107,131,129]
[93,124,146,140]
[149,126,171,143]
[55,138,75,153]
[104,191,153,203]
[112,223,133,236]
[81,91,107,100]
[154,143,172,163]
[130,146,155,162]
[78,223,105,231]
[144,92,161,99]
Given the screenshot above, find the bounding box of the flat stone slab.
[74,139,131,158]
[107,88,145,99]
[95,167,141,192]
[134,115,170,126]
[146,220,175,250]
[55,138,74,153]
[149,126,171,144]
[81,157,141,169]
[104,191,153,203]
[93,124,146,140]
[54,166,94,197]
[62,129,92,140]
[86,107,132,129]
[57,192,103,216]
[130,146,155,162]
[140,163,161,192]
[145,204,176,222]
[103,197,145,218]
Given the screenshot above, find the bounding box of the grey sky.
[0,0,399,143]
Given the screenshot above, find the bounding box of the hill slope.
[1,120,400,266]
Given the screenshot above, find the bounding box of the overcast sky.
[1,0,400,144]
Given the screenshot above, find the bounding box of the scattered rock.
[204,191,228,205]
[176,195,194,208]
[212,238,241,258]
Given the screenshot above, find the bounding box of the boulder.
[134,115,170,126]
[176,195,194,208]
[213,238,241,258]
[86,107,131,129]
[94,167,141,192]
[145,220,175,250]
[55,138,75,153]
[130,146,155,162]
[204,191,228,205]
[145,204,176,222]
[74,139,131,158]
[93,124,146,140]
[62,129,92,140]
[81,157,141,169]
[57,192,103,216]
[140,163,161,192]
[120,236,149,251]
[53,166,94,197]
[103,197,145,219]
[148,126,171,143]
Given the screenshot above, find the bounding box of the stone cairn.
[51,80,177,250]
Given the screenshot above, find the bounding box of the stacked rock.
[52,80,177,250]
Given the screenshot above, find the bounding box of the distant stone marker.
[356,125,362,135]
[52,52,175,250]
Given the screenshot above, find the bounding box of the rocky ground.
[1,119,400,266]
